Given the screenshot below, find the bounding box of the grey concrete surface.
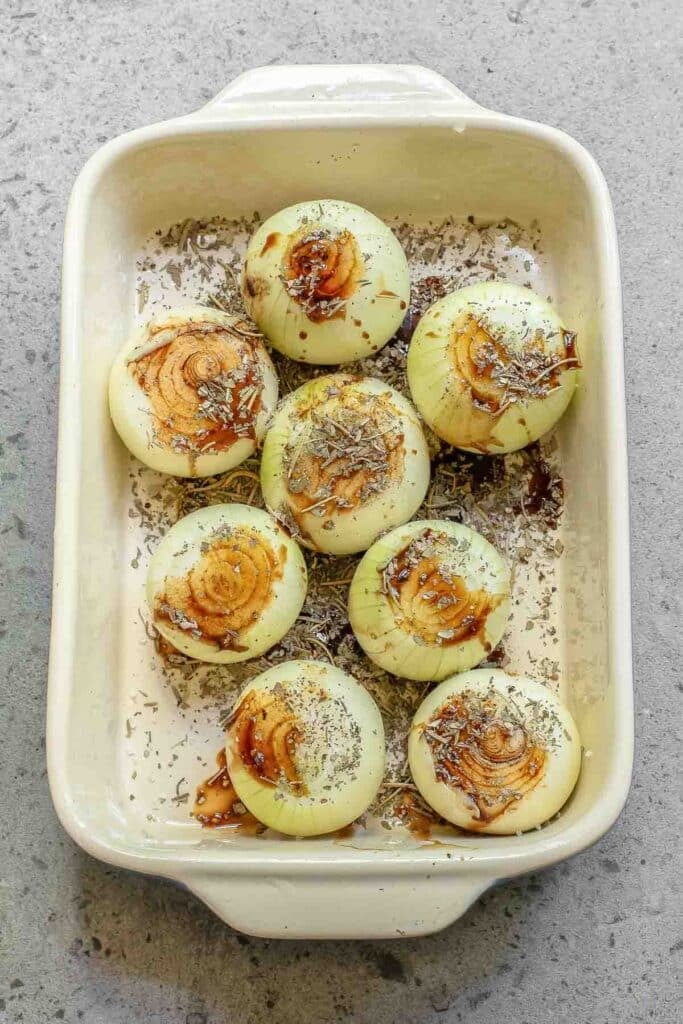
[1,0,681,1021]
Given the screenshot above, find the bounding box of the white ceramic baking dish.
[49,64,633,939]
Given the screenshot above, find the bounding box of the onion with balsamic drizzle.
[109,306,278,477]
[407,282,580,454]
[409,669,581,834]
[349,520,511,681]
[241,200,410,364]
[224,660,385,836]
[147,504,307,663]
[260,373,431,555]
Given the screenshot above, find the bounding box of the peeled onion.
[146,504,307,664]
[349,520,511,681]
[409,669,581,834]
[109,306,278,477]
[407,282,580,453]
[260,373,431,555]
[224,660,385,836]
[241,200,410,364]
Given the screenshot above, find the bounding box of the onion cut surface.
[349,520,511,681]
[225,660,385,836]
[242,200,410,364]
[109,306,278,477]
[409,669,581,834]
[147,504,307,664]
[407,282,580,454]
[260,373,431,555]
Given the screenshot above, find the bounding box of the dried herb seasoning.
[126,212,566,834]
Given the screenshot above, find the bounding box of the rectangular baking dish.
[49,64,633,939]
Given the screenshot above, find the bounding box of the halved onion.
[109,306,278,477]
[225,660,385,836]
[407,282,580,453]
[146,504,307,664]
[241,200,410,364]
[260,374,431,555]
[409,669,581,834]
[349,520,511,681]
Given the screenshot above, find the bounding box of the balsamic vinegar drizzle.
[192,748,262,831]
[421,690,547,827]
[282,226,363,321]
[380,527,503,648]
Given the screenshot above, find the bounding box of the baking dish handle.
[182,869,490,939]
[196,64,481,119]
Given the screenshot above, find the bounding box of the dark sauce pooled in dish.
[192,749,263,832]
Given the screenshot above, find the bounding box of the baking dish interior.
[60,121,618,865]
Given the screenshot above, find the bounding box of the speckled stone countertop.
[1,1,681,1021]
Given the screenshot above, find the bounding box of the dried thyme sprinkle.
[284,391,400,507]
[465,319,576,412]
[171,777,190,805]
[137,281,150,314]
[195,361,261,434]
[158,602,202,640]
